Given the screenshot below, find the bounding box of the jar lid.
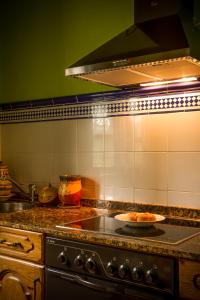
[59,175,81,182]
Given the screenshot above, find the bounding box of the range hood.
[65,0,200,88]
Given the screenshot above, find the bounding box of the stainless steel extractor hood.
[65,0,200,88]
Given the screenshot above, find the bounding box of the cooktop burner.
[56,213,200,245]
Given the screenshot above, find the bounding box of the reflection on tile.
[105,187,134,202]
[105,116,134,151]
[77,119,104,152]
[105,152,134,187]
[135,152,167,190]
[168,152,200,192]
[168,191,200,209]
[168,111,200,151]
[135,189,168,206]
[134,114,168,151]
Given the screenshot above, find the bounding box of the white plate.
[114,213,165,228]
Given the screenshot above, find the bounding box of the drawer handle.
[0,239,24,249]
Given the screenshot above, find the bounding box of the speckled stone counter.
[0,206,200,262]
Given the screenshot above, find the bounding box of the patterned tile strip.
[0,91,200,123]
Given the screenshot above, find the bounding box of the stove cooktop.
[56,213,200,245]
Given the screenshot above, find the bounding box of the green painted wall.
[0,0,132,103]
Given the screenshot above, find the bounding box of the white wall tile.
[1,110,200,210]
[168,111,200,151]
[77,152,104,182]
[135,152,168,190]
[4,152,33,187]
[2,122,54,154]
[105,187,134,202]
[168,191,200,209]
[2,123,27,154]
[30,153,53,183]
[135,189,168,206]
[77,152,104,200]
[168,152,200,192]
[52,120,77,153]
[27,121,54,154]
[77,118,104,152]
[105,116,134,151]
[134,114,168,151]
[105,152,134,188]
[51,153,77,185]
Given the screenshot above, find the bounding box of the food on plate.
[120,211,157,222]
[116,213,130,221]
[136,212,156,222]
[127,212,139,221]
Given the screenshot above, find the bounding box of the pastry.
[136,212,156,222]
[127,212,138,221]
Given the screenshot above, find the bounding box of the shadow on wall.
[81,177,100,200]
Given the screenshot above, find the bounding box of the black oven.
[45,237,175,300]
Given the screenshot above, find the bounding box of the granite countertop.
[0,206,200,262]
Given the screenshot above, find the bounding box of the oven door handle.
[53,270,121,294]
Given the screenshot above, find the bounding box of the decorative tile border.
[0,90,200,123]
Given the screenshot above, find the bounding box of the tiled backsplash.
[1,110,200,209]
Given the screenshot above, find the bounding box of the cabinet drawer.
[0,227,43,263]
[179,259,200,300]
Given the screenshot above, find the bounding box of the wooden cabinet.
[0,226,44,300]
[0,226,43,263]
[0,254,44,300]
[179,259,200,300]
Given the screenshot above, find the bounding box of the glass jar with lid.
[58,175,82,206]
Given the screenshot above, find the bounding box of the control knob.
[132,266,144,281]
[57,251,68,265]
[85,257,98,274]
[74,254,85,268]
[146,267,159,284]
[118,264,130,279]
[106,261,118,276]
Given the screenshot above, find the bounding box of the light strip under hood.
[140,76,198,87]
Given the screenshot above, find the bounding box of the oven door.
[45,268,168,300]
